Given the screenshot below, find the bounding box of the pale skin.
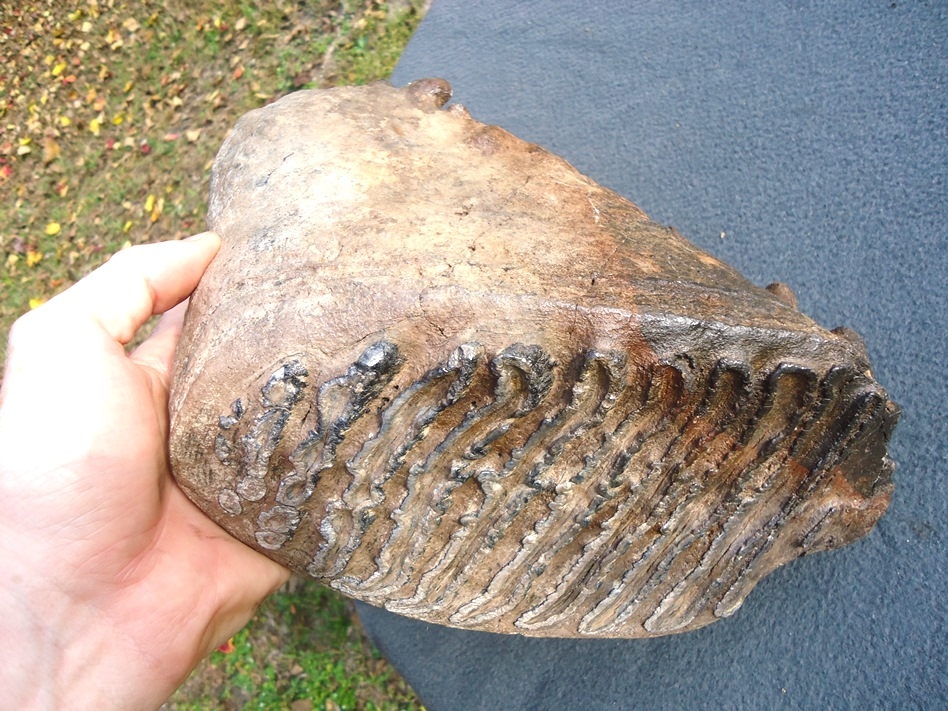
[0,233,290,710]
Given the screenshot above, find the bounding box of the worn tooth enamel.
[169,79,898,639]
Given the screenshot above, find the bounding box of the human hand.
[0,234,290,710]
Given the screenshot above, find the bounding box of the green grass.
[167,580,422,710]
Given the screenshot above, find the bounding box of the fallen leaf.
[52,62,67,77]
[59,116,71,127]
[42,136,61,164]
[26,250,43,266]
[150,197,164,222]
[217,638,236,654]
[29,298,47,310]
[89,118,101,136]
[16,144,31,156]
[185,128,201,142]
[144,194,155,213]
[123,220,133,232]
[45,222,61,236]
[234,16,247,32]
[233,65,244,80]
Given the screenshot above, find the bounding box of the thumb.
[41,231,221,346]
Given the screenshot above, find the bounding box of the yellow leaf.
[44,54,55,66]
[68,10,83,22]
[59,116,71,127]
[150,197,164,223]
[122,18,141,33]
[45,222,61,236]
[26,250,43,267]
[112,112,124,125]
[6,254,19,269]
[18,137,32,146]
[29,298,47,310]
[52,62,67,77]
[123,80,134,92]
[81,21,92,33]
[144,194,155,213]
[123,220,133,232]
[89,118,101,136]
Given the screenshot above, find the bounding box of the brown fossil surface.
[169,79,898,638]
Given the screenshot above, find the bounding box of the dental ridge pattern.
[169,79,898,639]
[208,337,892,637]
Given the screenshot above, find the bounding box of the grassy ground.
[165,577,421,710]
[1,0,426,356]
[2,1,428,708]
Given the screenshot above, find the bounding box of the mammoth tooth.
[168,78,899,639]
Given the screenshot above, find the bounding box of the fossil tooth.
[169,79,898,639]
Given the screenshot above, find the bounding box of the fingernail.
[185,231,217,242]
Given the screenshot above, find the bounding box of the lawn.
[1,1,428,708]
